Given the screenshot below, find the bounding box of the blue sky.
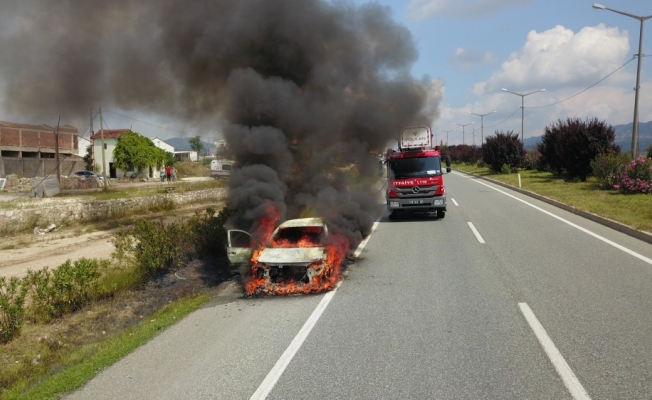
[364,0,652,145]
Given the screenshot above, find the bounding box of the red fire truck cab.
[385,125,450,220]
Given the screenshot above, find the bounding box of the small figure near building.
[165,166,172,182]
[171,167,177,182]
[159,166,165,183]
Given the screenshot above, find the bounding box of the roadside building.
[90,129,126,178]
[91,130,170,178]
[0,120,83,177]
[174,150,198,162]
[77,136,91,158]
[152,137,175,154]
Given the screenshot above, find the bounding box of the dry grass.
[0,259,231,398]
[453,163,652,233]
[174,161,211,178]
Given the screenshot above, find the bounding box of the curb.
[454,169,652,245]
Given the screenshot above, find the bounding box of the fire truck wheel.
[436,209,445,219]
[388,210,400,220]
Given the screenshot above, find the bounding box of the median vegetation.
[447,117,652,233]
[0,207,234,397]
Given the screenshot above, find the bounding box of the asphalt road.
[68,172,652,399]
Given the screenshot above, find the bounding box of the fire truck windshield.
[389,156,441,178]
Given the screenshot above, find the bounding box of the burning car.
[227,217,347,295]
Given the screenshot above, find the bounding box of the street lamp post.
[454,122,473,145]
[501,88,545,144]
[593,3,652,157]
[441,129,453,146]
[468,110,497,146]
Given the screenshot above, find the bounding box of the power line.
[481,57,637,133]
[529,57,636,109]
[104,110,186,135]
[485,107,521,129]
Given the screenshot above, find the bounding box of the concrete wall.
[0,157,85,178]
[0,187,227,233]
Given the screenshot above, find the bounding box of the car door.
[227,229,254,266]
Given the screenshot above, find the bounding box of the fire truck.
[385,125,450,220]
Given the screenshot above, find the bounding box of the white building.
[174,150,198,162]
[152,137,175,154]
[90,129,162,178]
[76,136,91,158]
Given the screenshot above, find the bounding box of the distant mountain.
[164,137,212,156]
[523,120,652,154]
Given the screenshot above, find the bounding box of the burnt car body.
[227,218,330,284]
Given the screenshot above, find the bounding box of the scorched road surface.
[69,172,652,399]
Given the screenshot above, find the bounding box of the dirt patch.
[0,201,226,279]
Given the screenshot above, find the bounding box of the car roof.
[277,217,324,228]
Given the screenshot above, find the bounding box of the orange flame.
[244,203,350,296]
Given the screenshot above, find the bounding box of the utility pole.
[454,122,473,145]
[468,110,496,146]
[441,129,453,146]
[99,108,108,189]
[54,116,61,184]
[592,3,652,157]
[90,108,94,171]
[501,88,545,144]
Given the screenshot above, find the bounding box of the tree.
[538,125,564,175]
[83,144,93,170]
[446,145,480,164]
[113,131,166,174]
[165,152,176,167]
[482,131,525,173]
[189,135,205,156]
[539,118,619,181]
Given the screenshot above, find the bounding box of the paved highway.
[69,171,652,399]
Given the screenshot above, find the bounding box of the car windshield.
[269,226,325,248]
[389,156,441,178]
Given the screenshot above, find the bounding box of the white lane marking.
[452,172,652,266]
[354,220,380,257]
[251,217,381,400]
[519,303,591,400]
[451,198,459,206]
[467,222,485,244]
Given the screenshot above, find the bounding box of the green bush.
[113,207,233,279]
[0,277,27,344]
[25,258,108,322]
[522,150,540,170]
[501,164,511,174]
[591,152,630,190]
[186,207,232,259]
[124,219,190,277]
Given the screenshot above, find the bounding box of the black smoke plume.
[0,0,442,248]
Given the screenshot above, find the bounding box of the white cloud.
[448,47,497,69]
[408,0,531,20]
[479,24,631,94]
[430,23,641,143]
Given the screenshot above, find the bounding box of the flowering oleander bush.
[614,157,652,194]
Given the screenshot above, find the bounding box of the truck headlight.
[389,201,400,208]
[433,199,444,206]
